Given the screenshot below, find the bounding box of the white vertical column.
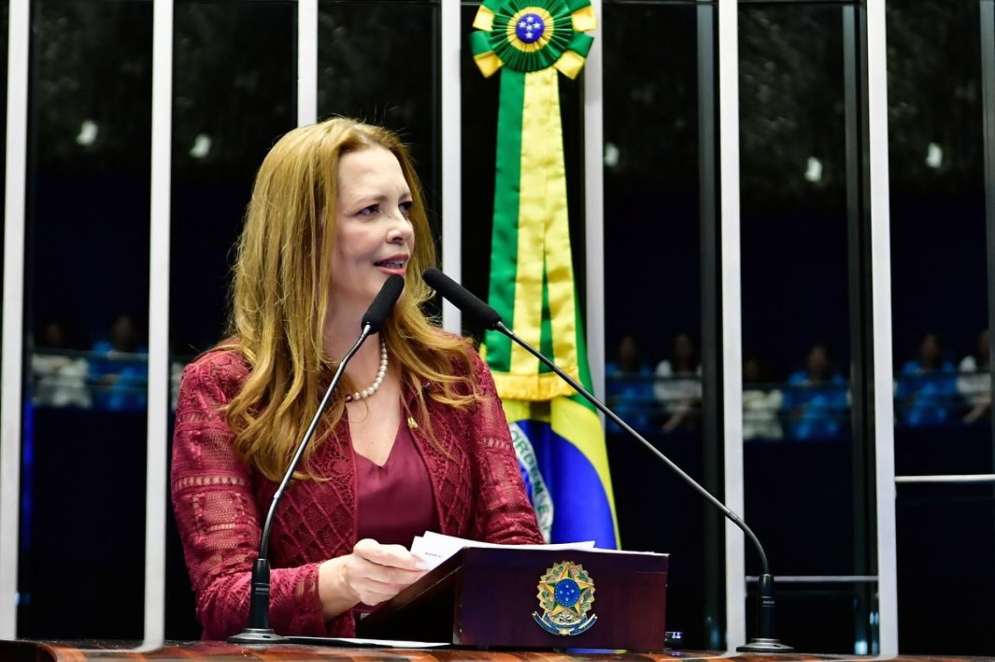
[0,0,31,640]
[441,0,462,333]
[866,0,899,654]
[717,0,746,649]
[145,0,173,644]
[298,0,317,127]
[584,0,605,401]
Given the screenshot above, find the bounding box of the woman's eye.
[400,201,414,217]
[359,204,379,216]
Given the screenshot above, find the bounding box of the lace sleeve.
[170,354,326,639]
[467,352,545,545]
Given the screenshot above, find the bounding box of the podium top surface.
[0,640,992,662]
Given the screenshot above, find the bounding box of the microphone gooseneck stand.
[228,324,374,644]
[229,274,404,644]
[422,267,792,653]
[494,321,793,653]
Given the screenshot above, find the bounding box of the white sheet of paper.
[409,531,597,570]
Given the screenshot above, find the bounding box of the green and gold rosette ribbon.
[470,0,596,80]
[473,0,596,401]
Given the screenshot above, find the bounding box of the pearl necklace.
[345,339,388,403]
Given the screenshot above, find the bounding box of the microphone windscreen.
[361,275,405,333]
[423,268,502,330]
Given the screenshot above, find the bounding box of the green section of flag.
[484,70,526,372]
[539,262,555,374]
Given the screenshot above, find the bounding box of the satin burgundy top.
[355,420,439,548]
[353,421,439,618]
[170,342,543,640]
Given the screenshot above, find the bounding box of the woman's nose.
[387,219,413,244]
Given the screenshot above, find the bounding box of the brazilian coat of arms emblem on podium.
[533,561,597,636]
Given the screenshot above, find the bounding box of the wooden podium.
[354,546,669,651]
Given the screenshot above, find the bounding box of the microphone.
[424,269,502,330]
[362,274,405,332]
[422,268,792,653]
[228,275,405,644]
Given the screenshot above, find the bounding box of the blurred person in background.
[896,332,957,427]
[783,343,848,440]
[742,357,783,440]
[605,334,655,434]
[958,328,991,424]
[89,313,149,412]
[31,320,91,409]
[654,332,702,433]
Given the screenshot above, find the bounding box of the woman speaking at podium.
[170,118,543,639]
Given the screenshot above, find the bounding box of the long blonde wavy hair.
[221,118,479,482]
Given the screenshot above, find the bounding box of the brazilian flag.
[472,0,618,549]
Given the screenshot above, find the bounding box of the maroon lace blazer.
[170,345,543,640]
